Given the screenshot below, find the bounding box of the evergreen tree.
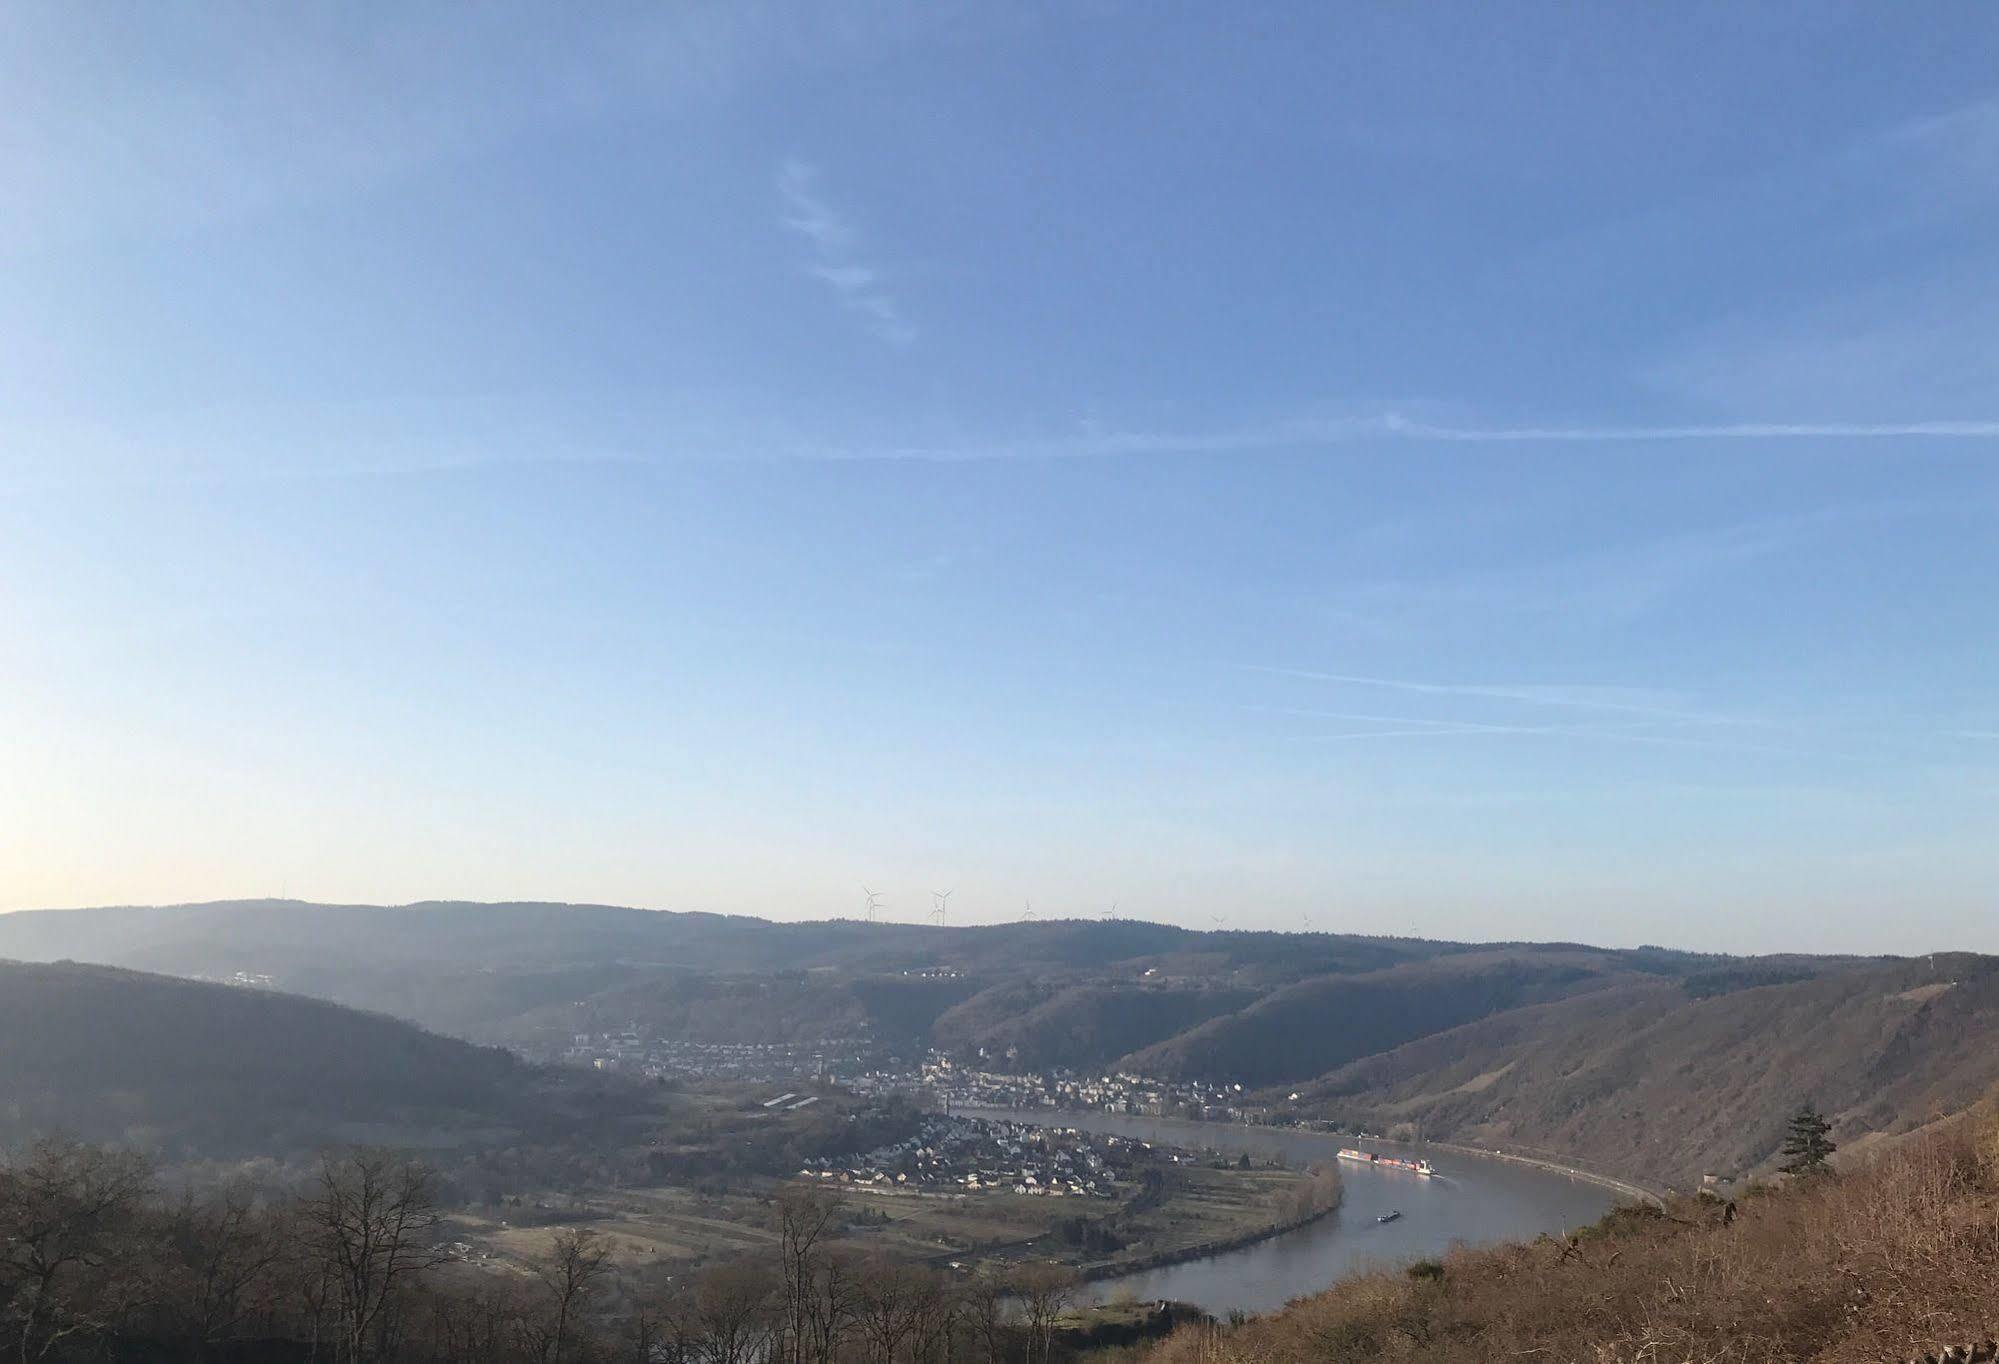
[1779,1102,1836,1175]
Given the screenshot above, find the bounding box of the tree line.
[0,1138,1100,1363]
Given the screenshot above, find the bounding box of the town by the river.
[966,1108,1620,1316]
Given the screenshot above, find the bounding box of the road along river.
[962,1109,1625,1316]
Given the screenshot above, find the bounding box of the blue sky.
[3,4,1996,951]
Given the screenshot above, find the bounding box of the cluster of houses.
[912,1056,1264,1123]
[557,1031,883,1083]
[548,1027,1278,1133]
[205,970,277,989]
[795,1114,1172,1201]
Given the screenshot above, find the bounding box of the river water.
[961,1109,1617,1316]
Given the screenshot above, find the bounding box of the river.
[961,1109,1618,1316]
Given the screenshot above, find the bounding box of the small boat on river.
[1376,1210,1402,1223]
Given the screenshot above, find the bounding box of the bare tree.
[160,1185,286,1361]
[959,1268,1014,1364]
[851,1256,928,1364]
[799,1249,861,1364]
[402,1276,532,1364]
[649,1285,713,1364]
[909,1271,962,1364]
[689,1260,777,1364]
[621,1304,669,1364]
[531,1227,609,1364]
[298,1150,445,1364]
[772,1184,840,1363]
[1009,1264,1076,1364]
[0,1137,152,1364]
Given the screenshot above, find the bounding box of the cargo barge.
[1337,1147,1434,1175]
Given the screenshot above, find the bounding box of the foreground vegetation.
[444,1135,1338,1288]
[0,1137,1200,1362]
[11,1088,1999,1363]
[1112,1100,1999,1364]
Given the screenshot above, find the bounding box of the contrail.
[801,413,1999,463]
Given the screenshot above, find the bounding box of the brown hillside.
[1292,954,1999,1185]
[1117,951,1644,1088]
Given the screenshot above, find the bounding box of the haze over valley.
[7,899,1991,1189]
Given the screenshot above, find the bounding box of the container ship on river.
[1337,1147,1434,1175]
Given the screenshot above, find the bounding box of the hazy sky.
[4,4,1996,951]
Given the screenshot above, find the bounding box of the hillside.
[1124,1099,1999,1364]
[0,901,1720,1062]
[1288,954,1999,1185]
[1115,951,1645,1086]
[930,978,1263,1071]
[0,959,538,1155]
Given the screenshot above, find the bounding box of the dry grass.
[1115,1105,1999,1364]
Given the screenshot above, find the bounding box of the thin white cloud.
[1375,730,1806,756]
[1244,682,1840,758]
[1275,713,1813,757]
[778,160,915,346]
[799,411,1999,462]
[1245,704,1553,733]
[18,399,1999,494]
[1242,667,1719,723]
[1383,417,1999,442]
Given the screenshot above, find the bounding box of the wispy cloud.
[797,411,1999,462]
[18,399,1998,496]
[2,6,978,256]
[1308,515,1814,631]
[1645,290,1999,424]
[0,400,664,495]
[1379,417,1999,442]
[1249,703,1812,757]
[1236,666,1866,759]
[1243,667,1719,723]
[1628,100,1999,421]
[1296,726,1802,755]
[778,160,915,346]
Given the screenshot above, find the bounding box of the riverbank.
[1078,1177,1344,1284]
[1418,1138,1666,1208]
[954,1103,1664,1211]
[970,1107,1619,1315]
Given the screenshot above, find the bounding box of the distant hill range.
[0,957,540,1156]
[5,900,1991,1184]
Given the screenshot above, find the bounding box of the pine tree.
[1778,1102,1836,1175]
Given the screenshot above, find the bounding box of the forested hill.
[0,899,1728,1057]
[0,897,1456,977]
[0,959,536,1155]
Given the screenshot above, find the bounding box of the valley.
[4,899,1979,1187]
[4,899,1998,1361]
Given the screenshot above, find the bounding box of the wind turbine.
[1020,898,1038,922]
[1101,900,1120,922]
[862,885,886,924]
[1209,914,1229,931]
[929,888,953,926]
